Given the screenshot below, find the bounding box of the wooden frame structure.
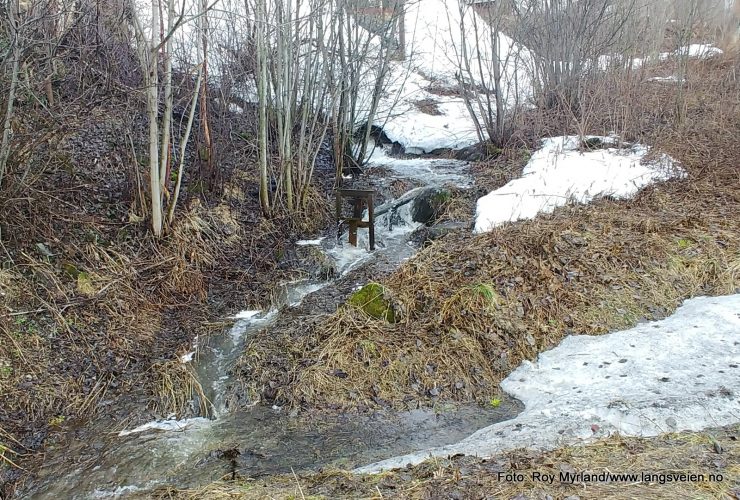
[336,188,375,251]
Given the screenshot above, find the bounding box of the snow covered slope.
[357,294,740,473]
[373,0,532,153]
[474,136,682,233]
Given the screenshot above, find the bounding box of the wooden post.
[336,188,376,251]
[367,194,375,251]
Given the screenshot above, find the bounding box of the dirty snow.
[474,135,681,233]
[357,294,740,473]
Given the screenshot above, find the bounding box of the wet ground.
[15,149,523,499]
[24,400,521,499]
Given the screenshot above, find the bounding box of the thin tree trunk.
[159,0,175,201]
[148,0,163,237]
[0,41,20,186]
[169,64,204,224]
[256,0,270,215]
[200,0,214,188]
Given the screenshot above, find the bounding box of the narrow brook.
[21,155,522,499]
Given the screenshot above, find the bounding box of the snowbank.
[474,136,681,233]
[372,0,532,153]
[357,294,740,473]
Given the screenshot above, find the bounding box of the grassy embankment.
[0,99,333,491]
[235,55,740,413]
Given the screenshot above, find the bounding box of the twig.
[291,467,306,500]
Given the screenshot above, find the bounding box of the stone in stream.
[411,187,451,225]
[294,245,336,280]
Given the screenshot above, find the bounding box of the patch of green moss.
[431,189,451,205]
[348,283,396,323]
[485,143,504,157]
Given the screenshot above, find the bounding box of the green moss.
[431,189,451,204]
[485,143,504,157]
[348,283,396,323]
[61,262,81,278]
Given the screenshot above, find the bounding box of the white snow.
[474,136,681,233]
[296,238,325,246]
[368,0,533,153]
[678,43,724,58]
[232,310,261,320]
[179,351,195,363]
[118,417,210,437]
[648,76,684,83]
[357,294,740,473]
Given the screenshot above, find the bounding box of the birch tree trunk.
[148,0,163,236]
[256,0,270,215]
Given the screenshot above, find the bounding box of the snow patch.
[118,417,210,437]
[179,351,195,363]
[678,43,724,59]
[296,238,325,246]
[357,294,740,473]
[474,136,681,233]
[648,76,684,83]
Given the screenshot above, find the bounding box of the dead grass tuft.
[152,360,210,418]
[413,98,443,116]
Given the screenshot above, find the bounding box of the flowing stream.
[21,154,522,499]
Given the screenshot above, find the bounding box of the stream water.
[20,154,522,499]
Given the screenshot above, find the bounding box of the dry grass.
[0,136,333,494]
[413,99,443,116]
[154,425,740,499]
[235,55,740,411]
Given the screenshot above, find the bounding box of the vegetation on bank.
[234,55,740,412]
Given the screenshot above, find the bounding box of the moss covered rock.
[411,187,451,225]
[348,283,396,323]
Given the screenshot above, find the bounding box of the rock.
[348,283,397,322]
[294,245,336,280]
[411,187,451,225]
[454,143,486,162]
[410,221,467,246]
[454,142,502,162]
